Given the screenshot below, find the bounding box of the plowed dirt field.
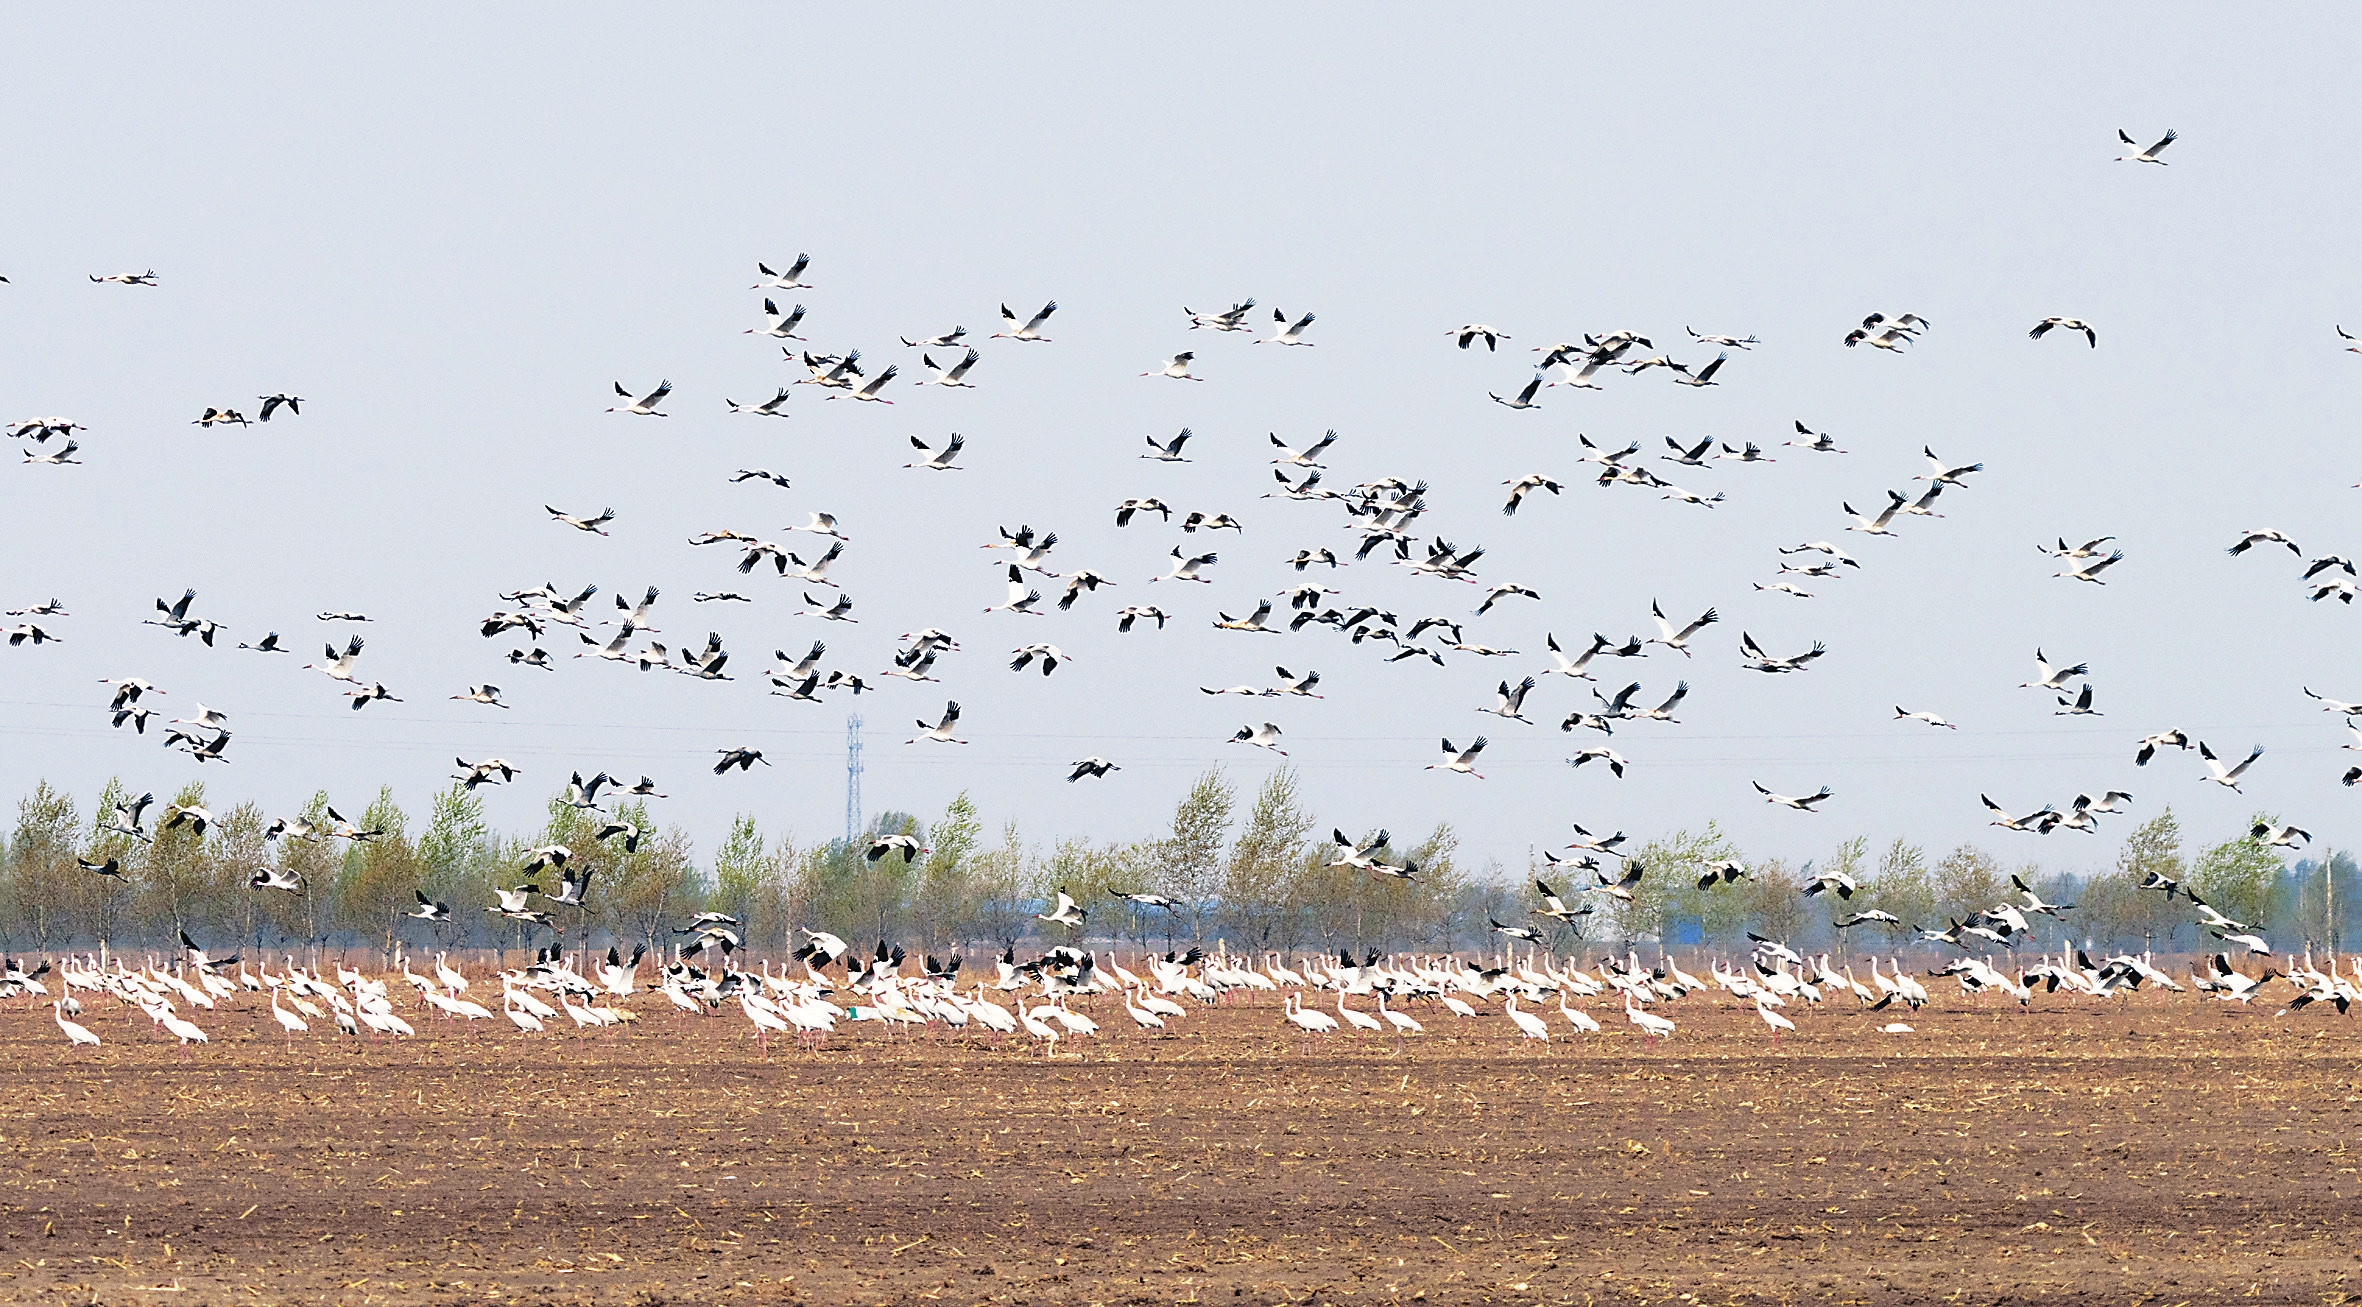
[3,982,2358,1305]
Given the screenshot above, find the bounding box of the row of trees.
[1603,808,2353,956]
[2,772,2351,962]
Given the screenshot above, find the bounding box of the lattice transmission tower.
[843,714,865,845]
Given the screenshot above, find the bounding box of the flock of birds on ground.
[9,885,2358,1059]
[9,129,2362,1057]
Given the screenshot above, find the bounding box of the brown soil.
[2,982,2359,1306]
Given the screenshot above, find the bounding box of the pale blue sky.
[3,8,2359,874]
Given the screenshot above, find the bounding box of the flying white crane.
[1784,421,1847,453]
[1427,737,1488,779]
[752,255,812,289]
[747,300,806,340]
[606,381,671,416]
[1213,600,1280,633]
[984,566,1045,615]
[1671,351,1729,387]
[904,433,966,471]
[2031,317,2098,347]
[305,635,366,683]
[1755,782,1832,811]
[546,505,615,535]
[1568,747,1628,778]
[2020,649,2088,691]
[916,348,979,387]
[1489,375,1543,409]
[1740,633,1826,673]
[1258,310,1315,346]
[907,701,967,745]
[1153,548,1217,583]
[2056,549,2125,584]
[1646,602,1718,657]
[1142,429,1195,462]
[725,389,793,417]
[2198,742,2265,792]
[1842,492,1908,535]
[2228,528,2300,556]
[1229,722,1286,755]
[2114,128,2177,165]
[834,365,899,404]
[992,300,1056,341]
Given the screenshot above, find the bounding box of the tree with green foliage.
[139,781,234,945]
[1220,767,1313,949]
[414,784,497,949]
[264,792,341,961]
[336,786,418,957]
[967,821,1039,952]
[2189,814,2287,934]
[795,811,923,946]
[1740,857,1811,946]
[80,777,140,947]
[6,781,81,950]
[1931,844,2005,931]
[1611,823,1742,942]
[710,815,794,951]
[600,804,700,953]
[909,792,983,956]
[1040,834,1130,942]
[1157,768,1235,940]
[210,801,270,953]
[1864,837,1935,935]
[2105,808,2190,949]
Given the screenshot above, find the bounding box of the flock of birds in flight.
[8,128,2362,1041]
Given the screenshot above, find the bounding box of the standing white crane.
[1502,994,1550,1043]
[1624,994,1676,1043]
[54,1000,100,1048]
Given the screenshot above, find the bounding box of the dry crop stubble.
[0,987,2357,1303]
